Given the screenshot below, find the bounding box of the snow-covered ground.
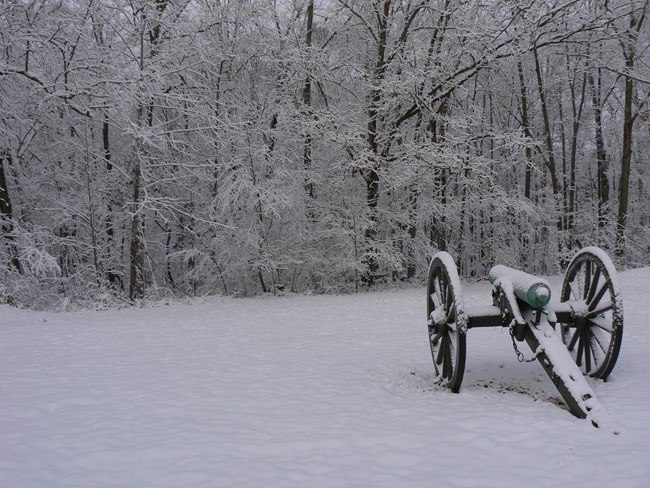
[2,267,649,487]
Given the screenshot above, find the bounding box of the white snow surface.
[2,267,650,487]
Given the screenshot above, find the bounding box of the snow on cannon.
[426,247,623,432]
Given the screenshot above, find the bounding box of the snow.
[428,301,448,325]
[2,266,650,487]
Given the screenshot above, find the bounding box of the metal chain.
[509,326,544,363]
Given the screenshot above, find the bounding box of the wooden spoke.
[583,260,592,300]
[584,329,592,373]
[589,301,613,316]
[436,338,445,365]
[446,306,456,324]
[568,279,581,301]
[432,278,442,309]
[590,331,608,357]
[576,332,584,367]
[567,327,580,351]
[440,276,448,307]
[447,331,456,353]
[586,266,601,303]
[589,317,612,333]
[443,340,452,379]
[439,344,446,376]
[587,283,609,313]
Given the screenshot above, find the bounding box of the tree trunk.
[588,68,610,231]
[428,101,449,252]
[517,59,533,200]
[128,0,169,299]
[532,47,563,260]
[566,54,587,241]
[302,0,315,201]
[128,160,145,300]
[615,58,634,255]
[0,151,21,272]
[533,49,559,198]
[406,185,417,279]
[362,0,391,285]
[615,9,645,255]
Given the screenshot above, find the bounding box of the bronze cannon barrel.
[488,265,551,309]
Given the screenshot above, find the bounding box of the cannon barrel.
[489,265,551,309]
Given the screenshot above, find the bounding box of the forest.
[0,0,648,309]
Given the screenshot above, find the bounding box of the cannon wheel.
[560,247,623,380]
[427,252,467,392]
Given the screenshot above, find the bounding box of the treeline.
[0,0,648,309]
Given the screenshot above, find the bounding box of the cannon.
[426,247,623,431]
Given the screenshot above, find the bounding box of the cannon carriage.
[426,247,623,430]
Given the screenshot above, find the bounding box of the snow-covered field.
[2,267,649,487]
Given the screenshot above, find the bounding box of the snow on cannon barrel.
[488,265,551,309]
